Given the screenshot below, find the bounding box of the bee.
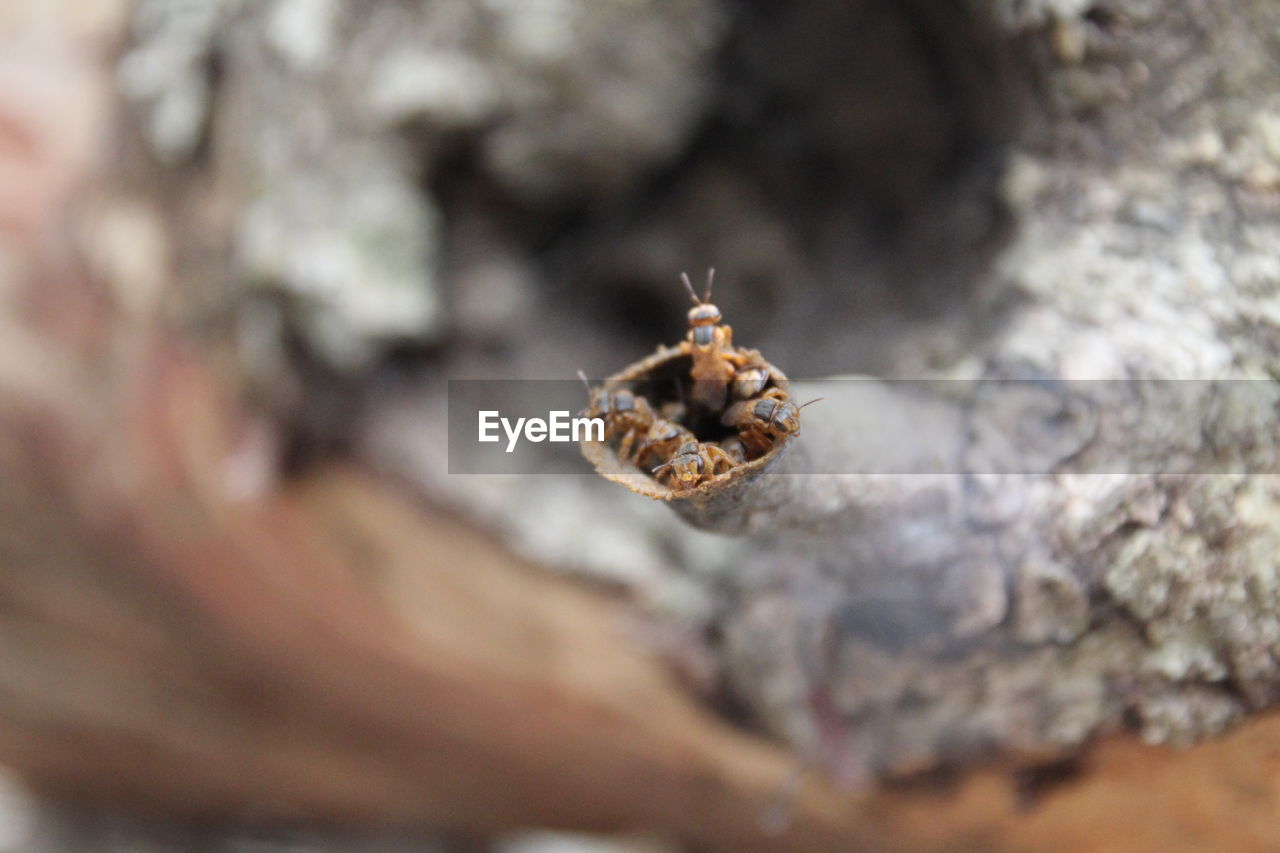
[680,269,738,411]
[631,417,695,470]
[652,439,740,489]
[578,371,655,462]
[732,364,770,400]
[718,435,750,464]
[721,388,822,454]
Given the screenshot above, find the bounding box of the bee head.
[687,303,723,329]
[680,268,721,342]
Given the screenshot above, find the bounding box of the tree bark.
[2,1,1280,851]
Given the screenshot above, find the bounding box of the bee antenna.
[799,397,824,410]
[576,369,593,397]
[652,460,673,475]
[679,271,702,306]
[704,267,716,303]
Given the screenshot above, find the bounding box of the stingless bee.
[652,439,740,488]
[721,388,822,454]
[680,269,738,411]
[631,417,695,470]
[718,435,749,464]
[732,364,770,400]
[578,371,655,462]
[680,270,779,407]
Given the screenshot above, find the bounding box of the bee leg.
[618,428,638,463]
[705,445,740,475]
[739,430,772,458]
[629,440,649,468]
[760,386,790,402]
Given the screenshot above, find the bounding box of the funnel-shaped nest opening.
[580,343,795,501]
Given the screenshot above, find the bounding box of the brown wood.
[0,317,880,849]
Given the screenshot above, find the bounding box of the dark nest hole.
[276,0,1033,465]
[539,0,1029,377]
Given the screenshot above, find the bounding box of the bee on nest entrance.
[579,270,818,502]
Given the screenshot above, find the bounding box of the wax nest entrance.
[578,341,794,501]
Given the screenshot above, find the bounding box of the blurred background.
[2,0,1280,850]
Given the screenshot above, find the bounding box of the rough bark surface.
[702,0,1280,777]
[2,0,1280,851]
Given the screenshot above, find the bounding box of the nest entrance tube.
[579,343,795,502]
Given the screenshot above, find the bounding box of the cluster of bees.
[581,270,817,491]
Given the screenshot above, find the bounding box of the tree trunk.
[2,1,1279,851]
